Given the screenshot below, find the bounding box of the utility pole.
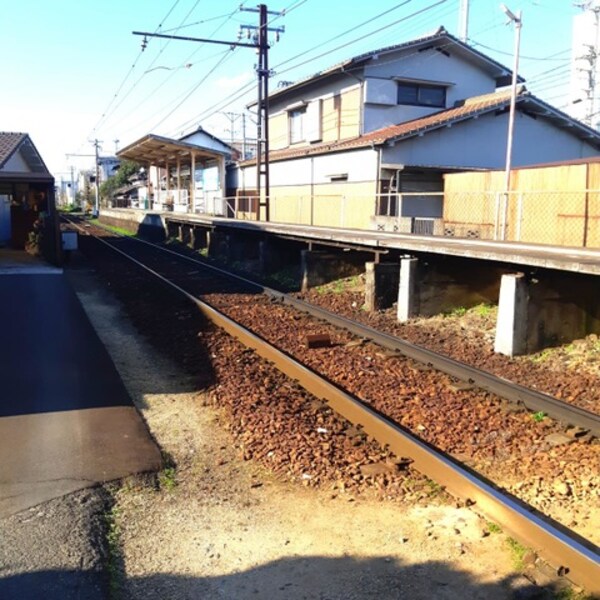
[574,1,600,127]
[221,111,241,144]
[133,3,284,221]
[93,139,101,216]
[242,113,247,161]
[66,149,100,213]
[458,0,469,42]
[240,4,282,221]
[70,165,76,207]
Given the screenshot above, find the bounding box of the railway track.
[66,217,600,594]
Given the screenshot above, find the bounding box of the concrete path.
[0,271,161,518]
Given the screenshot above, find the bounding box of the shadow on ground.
[0,554,566,600]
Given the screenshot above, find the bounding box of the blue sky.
[0,0,582,178]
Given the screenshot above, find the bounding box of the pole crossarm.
[132,31,258,49]
[132,4,283,222]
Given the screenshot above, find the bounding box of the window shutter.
[305,99,322,142]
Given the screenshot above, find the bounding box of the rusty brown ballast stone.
[67,219,600,595]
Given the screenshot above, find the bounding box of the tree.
[100,160,140,201]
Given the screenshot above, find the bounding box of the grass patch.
[424,478,445,498]
[157,450,178,491]
[531,348,554,363]
[473,303,495,317]
[158,466,178,491]
[313,274,363,296]
[104,504,122,597]
[506,537,528,570]
[486,521,502,534]
[91,220,136,237]
[531,411,546,423]
[268,266,300,291]
[58,204,82,213]
[444,306,467,318]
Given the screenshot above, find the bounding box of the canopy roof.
[118,134,228,166]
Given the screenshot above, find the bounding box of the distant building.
[98,156,121,182]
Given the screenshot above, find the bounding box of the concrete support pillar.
[190,227,207,251]
[259,238,292,274]
[364,262,399,312]
[299,250,334,292]
[207,231,229,260]
[181,224,192,247]
[166,220,179,239]
[397,257,419,322]
[494,273,528,357]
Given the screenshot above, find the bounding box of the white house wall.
[2,151,30,172]
[240,147,378,188]
[382,111,599,169]
[363,46,497,133]
[179,131,231,155]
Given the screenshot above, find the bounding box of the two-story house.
[236,27,600,231]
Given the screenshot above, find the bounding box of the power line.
[96,3,246,138]
[469,41,571,62]
[86,0,183,140]
[170,0,448,134]
[90,0,205,137]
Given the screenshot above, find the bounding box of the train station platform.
[0,251,161,517]
[102,208,600,276]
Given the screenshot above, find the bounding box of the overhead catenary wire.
[169,0,449,135]
[86,0,184,142]
[90,0,210,138]
[102,3,246,136]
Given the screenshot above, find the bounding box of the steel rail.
[78,219,600,438]
[72,220,600,594]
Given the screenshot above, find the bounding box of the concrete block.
[397,257,419,322]
[494,273,528,357]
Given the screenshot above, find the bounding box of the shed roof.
[0,132,51,175]
[241,87,600,165]
[117,133,230,165]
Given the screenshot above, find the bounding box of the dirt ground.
[66,261,573,600]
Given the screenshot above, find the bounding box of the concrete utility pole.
[93,139,101,216]
[133,3,284,221]
[240,4,284,221]
[65,150,100,213]
[458,0,470,42]
[501,3,522,241]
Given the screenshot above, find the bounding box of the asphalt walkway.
[0,256,161,518]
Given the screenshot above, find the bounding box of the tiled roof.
[242,86,600,165]
[0,132,27,169]
[261,27,519,106]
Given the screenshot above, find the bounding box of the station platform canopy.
[117,133,229,166]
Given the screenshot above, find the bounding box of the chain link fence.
[112,189,600,249]
[442,190,600,248]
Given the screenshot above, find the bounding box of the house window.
[397,82,446,108]
[289,107,306,144]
